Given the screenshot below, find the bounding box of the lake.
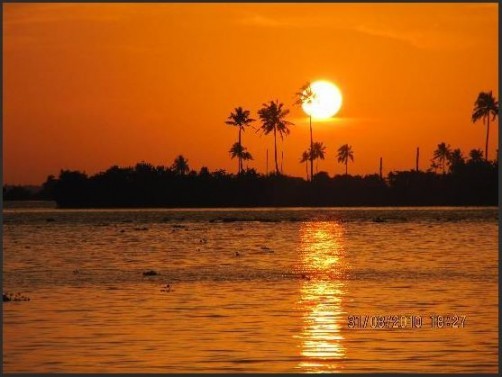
[2,204,498,373]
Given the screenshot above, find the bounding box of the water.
[3,205,498,373]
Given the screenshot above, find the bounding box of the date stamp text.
[347,314,467,329]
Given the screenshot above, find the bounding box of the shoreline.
[2,200,498,210]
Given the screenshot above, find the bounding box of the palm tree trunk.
[274,127,279,174]
[309,115,314,182]
[281,150,284,174]
[485,116,490,161]
[305,161,308,180]
[345,160,348,175]
[238,128,242,174]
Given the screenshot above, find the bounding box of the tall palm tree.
[295,82,316,181]
[311,141,326,174]
[432,142,451,174]
[172,155,189,176]
[472,91,498,161]
[337,144,354,175]
[226,107,255,173]
[229,142,253,171]
[300,150,310,181]
[257,100,294,175]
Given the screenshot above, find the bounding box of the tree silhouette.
[448,148,465,174]
[258,100,294,175]
[199,166,211,179]
[226,107,255,174]
[337,144,354,175]
[229,142,253,168]
[43,149,497,208]
[472,91,498,161]
[311,141,326,174]
[295,82,316,181]
[432,142,452,174]
[300,150,310,181]
[172,155,189,176]
[468,148,484,163]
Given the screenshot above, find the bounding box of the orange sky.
[3,3,499,185]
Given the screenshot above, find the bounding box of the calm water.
[3,204,498,373]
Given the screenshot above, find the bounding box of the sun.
[302,80,343,119]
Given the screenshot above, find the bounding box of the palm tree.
[226,107,255,173]
[468,148,484,163]
[172,155,189,176]
[448,148,465,174]
[432,142,452,174]
[229,142,253,171]
[241,151,253,162]
[300,150,310,181]
[257,100,294,175]
[311,141,326,174]
[337,144,354,175]
[295,82,317,181]
[472,91,498,161]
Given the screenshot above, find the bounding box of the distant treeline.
[3,185,51,201]
[4,156,497,208]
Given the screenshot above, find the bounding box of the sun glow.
[302,80,343,119]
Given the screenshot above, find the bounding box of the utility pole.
[281,151,284,174]
[416,147,420,171]
[266,149,269,176]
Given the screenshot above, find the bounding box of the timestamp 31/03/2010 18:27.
[347,314,467,329]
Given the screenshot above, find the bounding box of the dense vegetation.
[4,149,496,208]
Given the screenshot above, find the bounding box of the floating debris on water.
[261,246,274,253]
[373,217,385,223]
[160,284,172,292]
[3,292,31,302]
[235,251,241,257]
[143,270,159,276]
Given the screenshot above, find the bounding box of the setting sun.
[302,80,343,120]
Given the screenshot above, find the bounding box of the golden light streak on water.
[296,222,348,373]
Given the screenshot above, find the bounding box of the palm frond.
[472,91,499,123]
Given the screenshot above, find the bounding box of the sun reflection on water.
[296,221,348,373]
